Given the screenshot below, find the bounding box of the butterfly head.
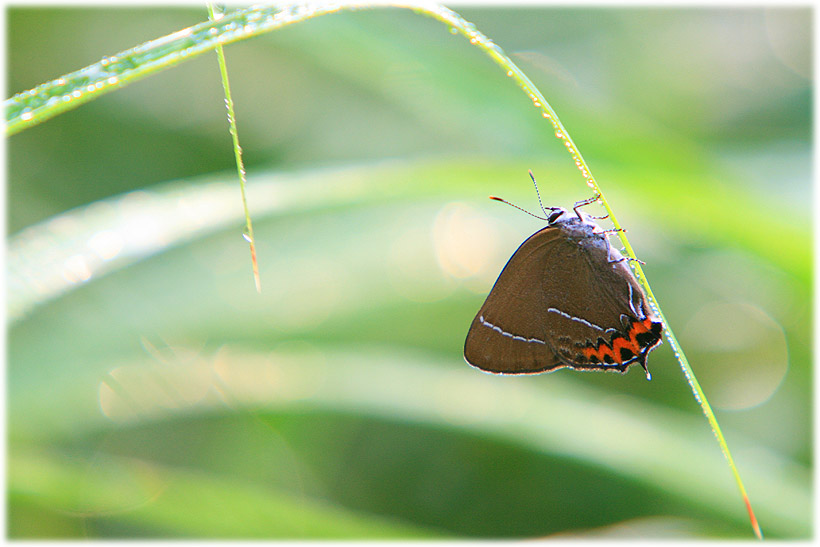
[547,207,601,232]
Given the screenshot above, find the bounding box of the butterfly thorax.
[548,208,613,258]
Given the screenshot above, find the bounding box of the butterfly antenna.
[528,169,551,217]
[488,196,548,221]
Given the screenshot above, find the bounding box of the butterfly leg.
[595,228,648,265]
[596,227,624,262]
[572,193,602,218]
[609,256,647,266]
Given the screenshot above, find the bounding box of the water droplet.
[555,131,564,139]
[20,109,33,121]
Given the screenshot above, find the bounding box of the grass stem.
[207,3,261,293]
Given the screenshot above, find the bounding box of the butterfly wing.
[464,225,663,376]
[464,227,564,374]
[540,235,663,373]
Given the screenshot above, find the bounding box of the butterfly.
[464,171,663,379]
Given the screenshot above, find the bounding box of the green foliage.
[7,5,811,539]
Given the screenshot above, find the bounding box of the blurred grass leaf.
[8,159,811,538]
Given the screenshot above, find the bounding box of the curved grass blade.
[6,5,277,135]
[5,2,498,136]
[433,7,763,540]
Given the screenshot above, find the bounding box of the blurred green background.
[6,5,811,539]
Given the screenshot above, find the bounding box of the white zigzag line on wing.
[546,307,617,334]
[479,315,546,344]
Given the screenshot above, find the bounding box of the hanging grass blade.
[207,3,261,293]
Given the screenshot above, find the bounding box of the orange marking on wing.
[582,342,615,363]
[612,334,640,356]
[625,318,651,351]
[582,318,655,364]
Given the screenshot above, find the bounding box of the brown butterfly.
[464,171,663,379]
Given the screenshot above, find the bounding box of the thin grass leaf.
[207,2,261,293]
[437,9,763,539]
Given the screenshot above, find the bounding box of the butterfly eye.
[548,210,564,223]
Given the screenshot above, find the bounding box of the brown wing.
[540,235,661,372]
[464,227,564,374]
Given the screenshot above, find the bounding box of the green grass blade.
[436,7,764,540]
[3,2,482,136]
[207,3,260,293]
[6,5,272,135]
